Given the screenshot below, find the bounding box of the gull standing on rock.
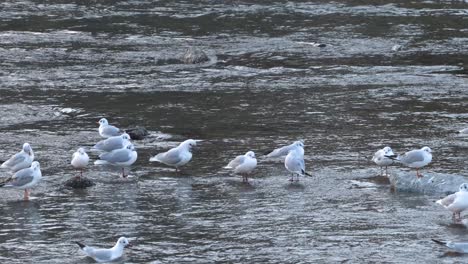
[225,151,257,183]
[265,140,304,158]
[0,161,42,201]
[372,146,396,176]
[98,118,121,138]
[94,144,137,177]
[149,139,202,172]
[436,183,468,223]
[1,143,34,173]
[75,237,132,263]
[93,133,131,152]
[388,146,432,178]
[71,148,89,178]
[285,148,312,182]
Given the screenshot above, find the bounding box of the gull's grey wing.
[448,242,468,253]
[7,168,34,187]
[437,193,457,207]
[157,148,182,165]
[102,125,120,136]
[100,149,130,163]
[226,155,245,168]
[85,247,113,261]
[2,153,26,167]
[400,150,425,164]
[94,137,124,151]
[266,145,291,158]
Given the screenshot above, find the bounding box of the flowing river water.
[0,1,468,263]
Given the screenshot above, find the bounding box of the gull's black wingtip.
[431,239,446,246]
[75,241,86,249]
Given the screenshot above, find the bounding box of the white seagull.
[149,139,201,172]
[389,146,432,178]
[75,237,132,263]
[285,148,312,182]
[432,239,468,253]
[372,146,396,176]
[93,133,131,152]
[1,143,35,173]
[225,151,257,183]
[94,144,137,177]
[436,183,468,222]
[265,140,304,158]
[459,128,468,135]
[71,148,89,178]
[98,118,121,138]
[0,161,42,201]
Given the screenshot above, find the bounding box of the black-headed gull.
[265,140,304,158]
[98,118,121,138]
[225,151,257,183]
[1,143,35,173]
[388,146,432,178]
[71,148,89,178]
[432,239,468,253]
[0,161,42,201]
[436,183,468,222]
[372,146,396,176]
[93,133,131,152]
[285,148,311,182]
[149,139,201,172]
[94,144,137,177]
[75,236,132,263]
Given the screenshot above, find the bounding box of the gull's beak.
[126,243,133,248]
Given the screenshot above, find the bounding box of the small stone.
[64,176,95,189]
[182,47,209,64]
[125,127,149,140]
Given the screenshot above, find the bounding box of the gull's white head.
[383,146,394,155]
[23,143,32,154]
[98,118,109,125]
[293,141,304,148]
[181,139,201,149]
[77,147,87,154]
[125,144,135,151]
[121,133,131,140]
[245,151,256,158]
[421,146,432,153]
[117,237,131,248]
[31,161,40,170]
[459,183,468,192]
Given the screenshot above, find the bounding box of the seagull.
[432,239,468,253]
[149,139,202,172]
[71,148,89,178]
[224,151,257,183]
[285,148,312,182]
[75,237,132,263]
[94,144,137,177]
[0,161,42,201]
[459,128,468,135]
[98,118,121,138]
[265,140,304,158]
[1,143,35,173]
[372,146,396,176]
[93,133,131,152]
[436,183,468,222]
[387,146,432,178]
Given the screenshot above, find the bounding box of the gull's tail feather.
[94,160,108,165]
[75,241,86,249]
[149,156,161,162]
[302,170,313,177]
[432,239,447,246]
[385,154,399,160]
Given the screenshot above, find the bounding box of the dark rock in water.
[126,127,149,140]
[64,176,95,189]
[182,47,209,64]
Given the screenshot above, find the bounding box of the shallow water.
[0,0,468,263]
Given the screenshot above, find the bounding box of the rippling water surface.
[0,1,468,263]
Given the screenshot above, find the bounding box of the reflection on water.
[0,0,468,263]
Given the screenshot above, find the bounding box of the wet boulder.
[182,47,209,64]
[64,176,95,189]
[387,171,466,194]
[125,127,149,140]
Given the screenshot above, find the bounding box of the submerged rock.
[182,47,209,64]
[125,127,149,140]
[387,171,466,194]
[64,176,95,189]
